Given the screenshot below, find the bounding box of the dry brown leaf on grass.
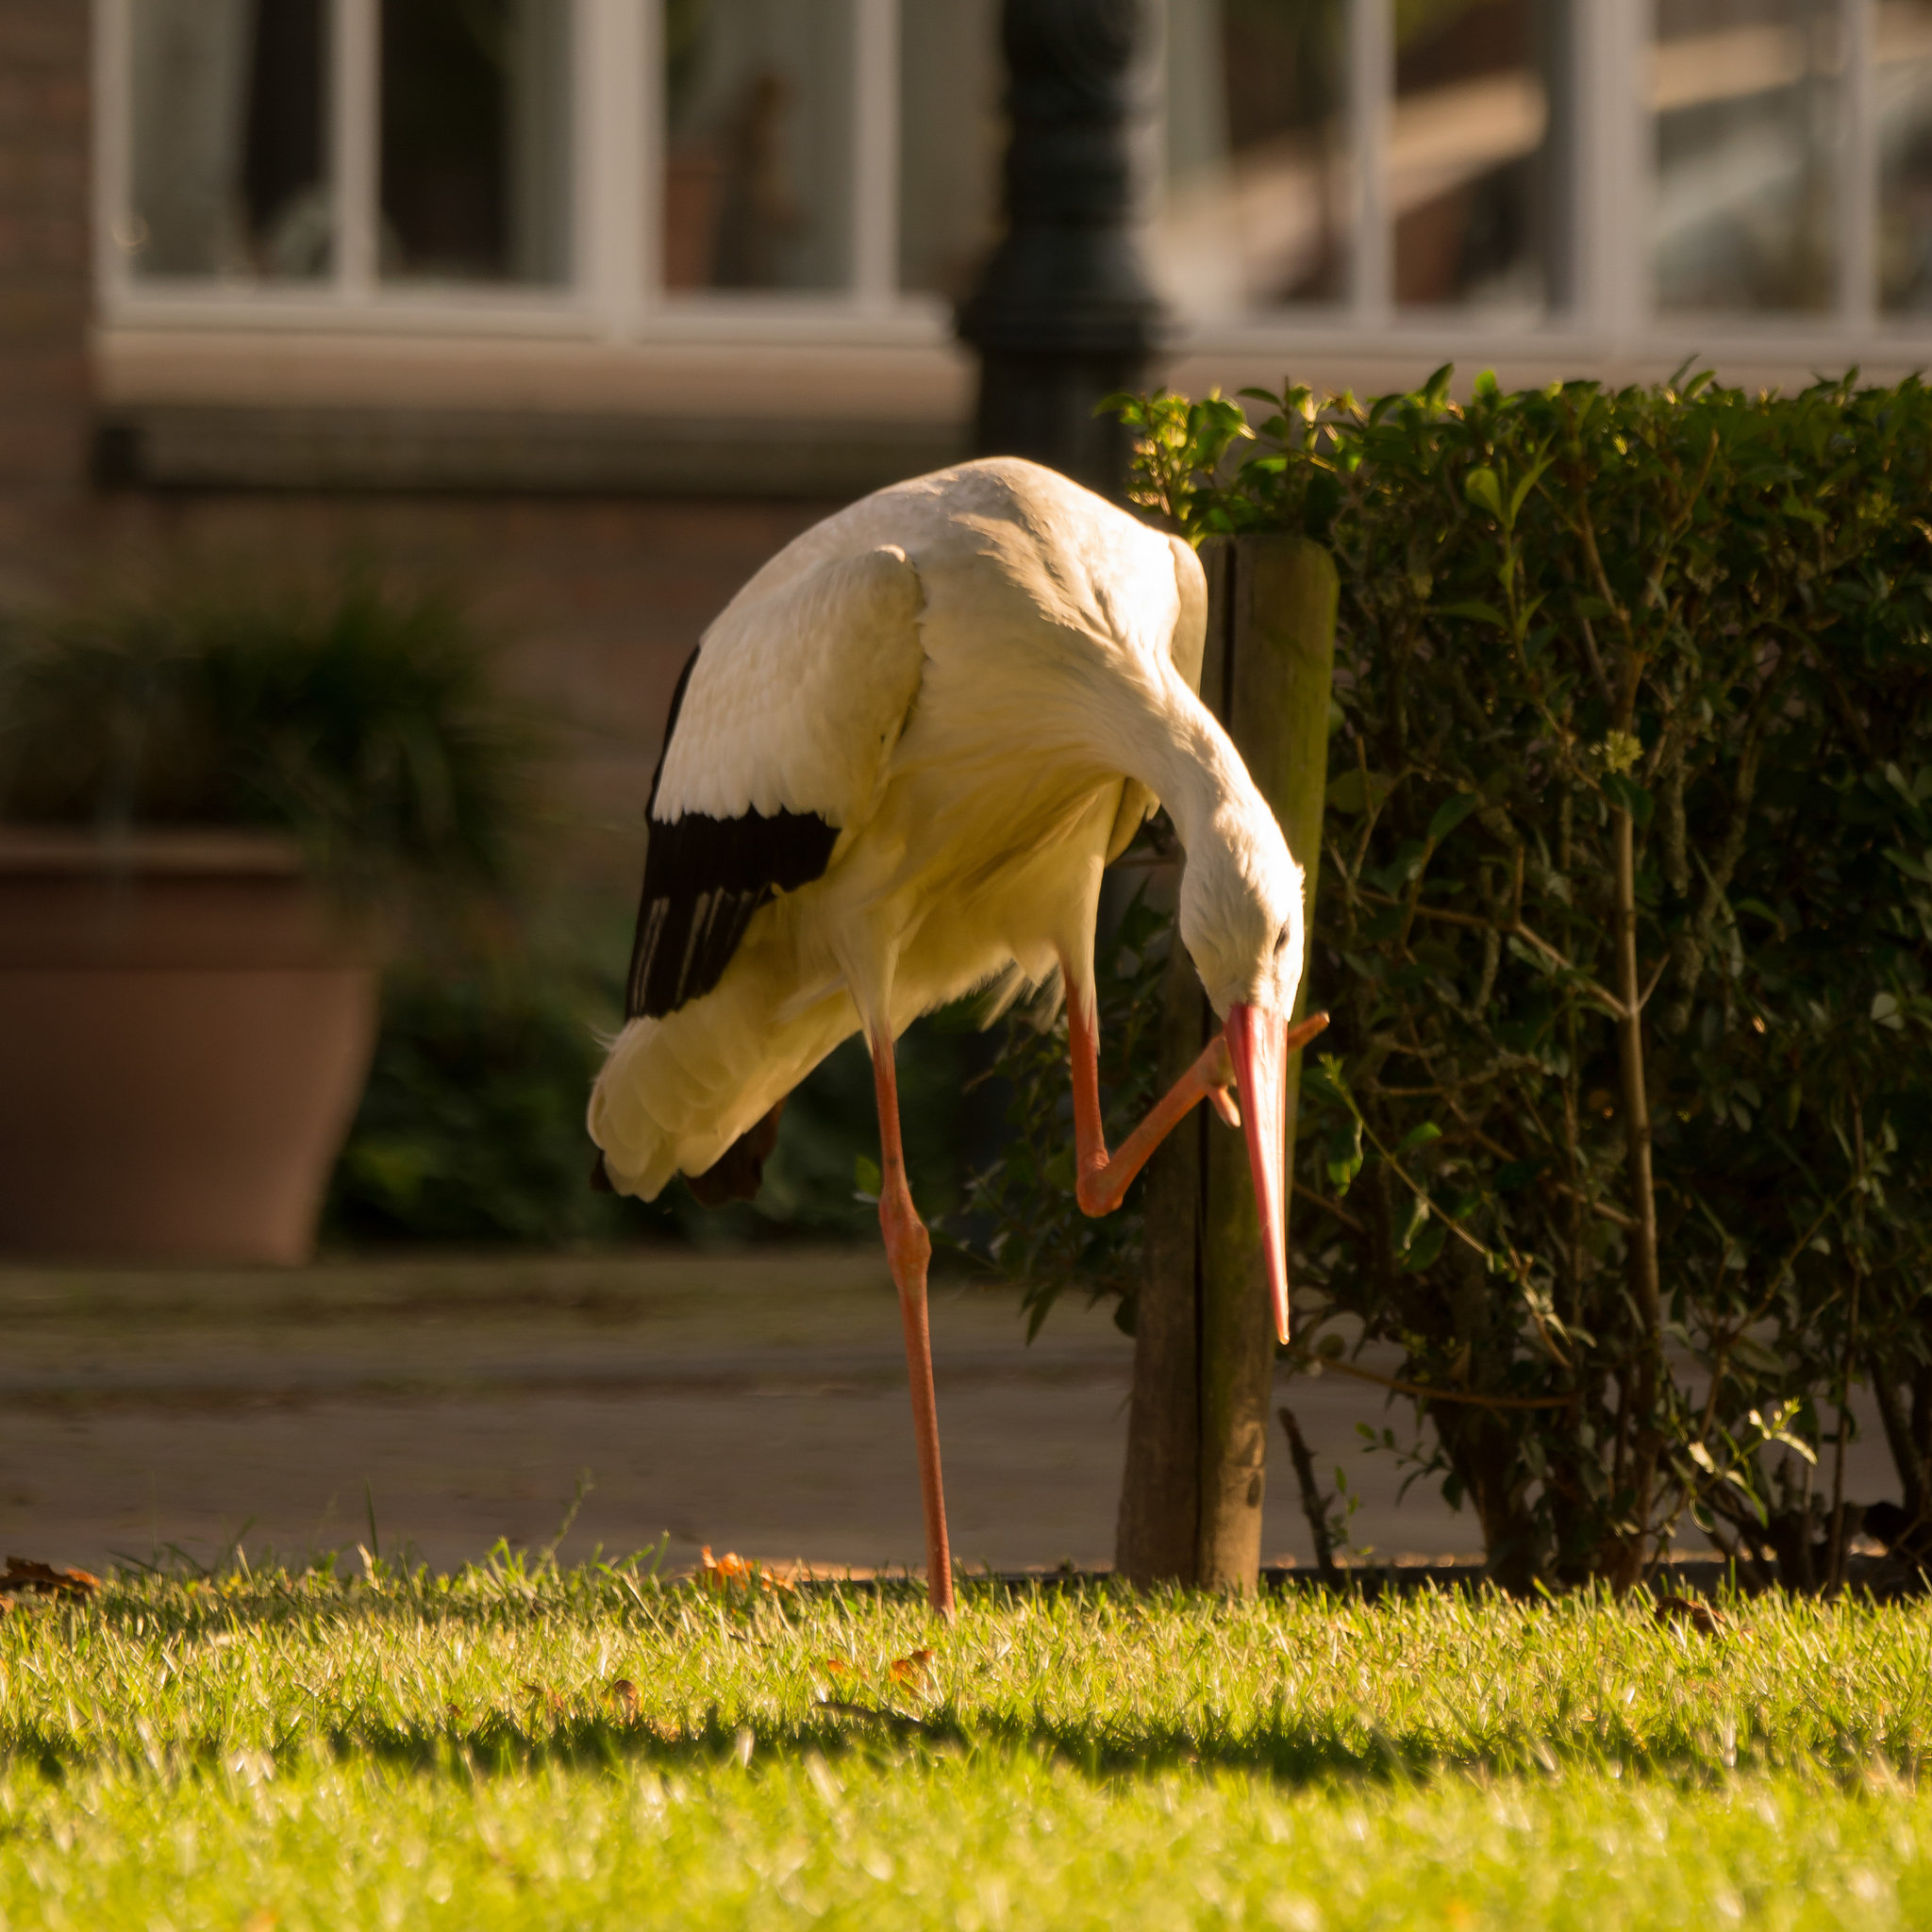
[608,1678,641,1720]
[0,1557,98,1601]
[1654,1594,1728,1636]
[890,1648,935,1688]
[695,1547,796,1594]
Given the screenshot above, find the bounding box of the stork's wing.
[625,545,924,1020]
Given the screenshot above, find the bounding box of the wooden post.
[1115,533,1338,1591]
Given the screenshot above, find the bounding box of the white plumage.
[591,455,1320,1618]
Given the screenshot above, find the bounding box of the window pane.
[128,0,330,280]
[1392,0,1556,310]
[899,0,1001,299]
[1158,0,1351,312]
[1879,0,1932,314]
[379,0,572,285]
[1653,0,1840,314]
[664,0,854,291]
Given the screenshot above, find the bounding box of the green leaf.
[1601,772,1655,827]
[853,1155,882,1202]
[1464,467,1506,522]
[1397,1121,1444,1155]
[1436,599,1509,629]
[1325,768,1395,815]
[1427,792,1479,843]
[1397,1193,1432,1252]
[1507,454,1554,525]
[1324,1118,1364,1195]
[1732,1336,1786,1375]
[1401,1220,1448,1273]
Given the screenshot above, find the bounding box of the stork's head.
[1175,800,1326,1345]
[1177,801,1306,1018]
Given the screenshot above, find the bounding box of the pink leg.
[1064,975,1328,1219]
[870,1030,956,1621]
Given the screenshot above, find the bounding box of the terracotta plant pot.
[0,829,379,1263]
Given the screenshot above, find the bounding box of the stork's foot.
[1067,999,1329,1220]
[1073,1033,1241,1219]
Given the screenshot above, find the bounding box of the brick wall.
[83,488,841,896]
[0,7,874,920]
[0,0,92,606]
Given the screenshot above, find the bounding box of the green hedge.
[0,583,529,909]
[325,957,997,1251]
[975,369,1932,1589]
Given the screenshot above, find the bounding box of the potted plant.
[0,584,530,1262]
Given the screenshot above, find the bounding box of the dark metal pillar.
[958,0,1167,500]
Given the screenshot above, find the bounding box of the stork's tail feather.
[588,987,853,1206]
[686,1098,788,1207]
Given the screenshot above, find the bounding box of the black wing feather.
[623,646,840,1021]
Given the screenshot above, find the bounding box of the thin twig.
[1288,1351,1572,1410]
[1828,1100,1867,1593]
[1576,611,1614,705]
[1276,1406,1341,1578]
[1636,951,1671,1013]
[1351,886,1627,1021]
[1294,1184,1370,1239]
[1694,1179,1857,1439]
[1391,1064,1639,1233]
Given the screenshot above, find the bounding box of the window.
[663,0,854,291]
[380,0,573,284]
[1161,0,1352,308]
[98,0,1932,373]
[127,0,331,280]
[898,0,1002,297]
[1389,0,1562,311]
[120,0,571,291]
[1653,0,1840,313]
[1879,0,1932,312]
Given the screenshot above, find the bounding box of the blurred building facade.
[6,0,1932,880]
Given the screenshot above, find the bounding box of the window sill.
[92,319,974,495]
[96,317,974,421]
[92,404,970,499]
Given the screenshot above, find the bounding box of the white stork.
[589,457,1326,1619]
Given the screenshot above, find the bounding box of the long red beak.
[1224,1004,1329,1345]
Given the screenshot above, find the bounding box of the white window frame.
[93,0,1932,404]
[92,0,944,349]
[1175,0,1927,388]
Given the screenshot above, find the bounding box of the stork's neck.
[1097,671,1269,858]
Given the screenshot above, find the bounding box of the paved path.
[0,1250,1897,1580]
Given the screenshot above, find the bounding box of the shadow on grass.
[0,1707,1588,1789]
[11,1566,1924,1791]
[8,1696,1909,1791]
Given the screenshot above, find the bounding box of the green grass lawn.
[1,1556,1928,1929]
